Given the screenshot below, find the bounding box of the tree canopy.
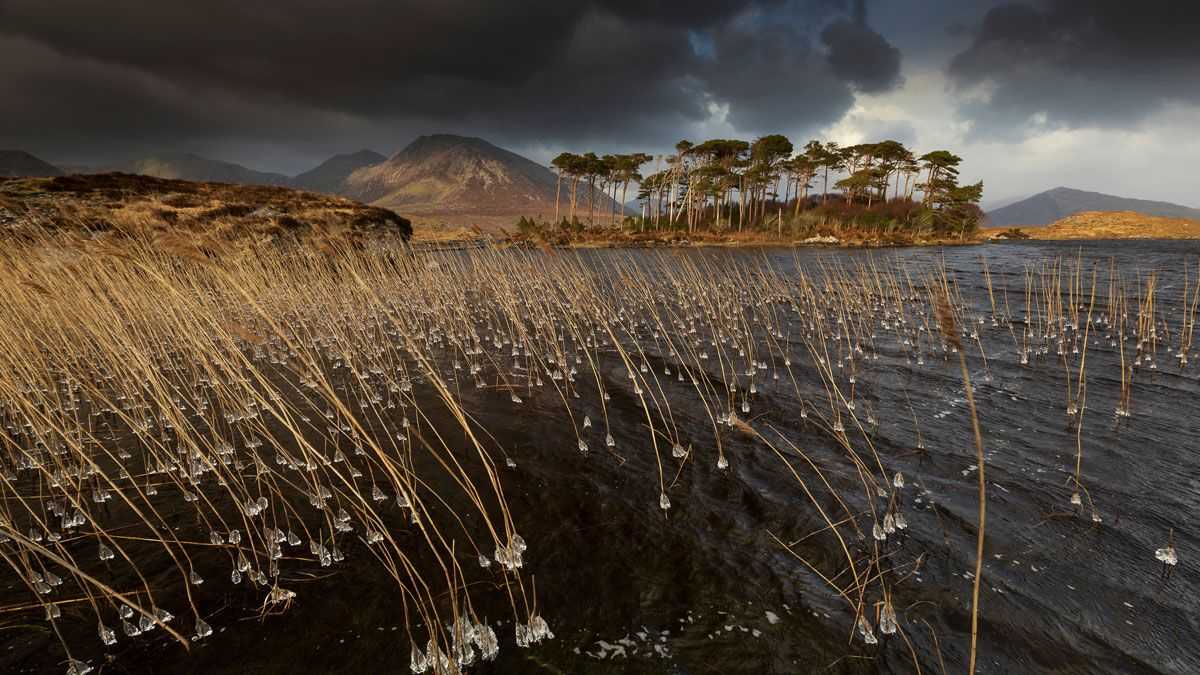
[545,135,984,239]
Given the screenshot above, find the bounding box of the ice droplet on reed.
[717,455,729,470]
[268,586,297,604]
[475,622,500,660]
[514,623,531,648]
[98,622,116,646]
[856,615,878,644]
[66,658,93,675]
[1155,546,1178,566]
[659,492,671,511]
[410,644,429,673]
[193,618,213,640]
[879,602,898,635]
[605,433,615,448]
[1070,492,1082,506]
[577,439,589,455]
[530,614,553,641]
[515,614,554,648]
[893,472,904,489]
[872,522,887,541]
[671,443,686,459]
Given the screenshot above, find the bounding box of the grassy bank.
[982,210,1200,241]
[0,173,412,243]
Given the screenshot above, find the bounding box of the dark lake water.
[4,240,1198,675]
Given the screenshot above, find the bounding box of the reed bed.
[0,231,1191,673]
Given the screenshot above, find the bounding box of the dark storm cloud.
[947,1,1200,136]
[0,0,904,169]
[703,19,856,133]
[821,17,903,94]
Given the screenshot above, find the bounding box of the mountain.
[987,187,1200,228]
[342,134,624,229]
[290,149,386,194]
[0,150,63,177]
[110,153,290,186]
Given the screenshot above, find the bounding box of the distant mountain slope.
[0,150,63,177]
[342,134,623,228]
[987,187,1200,228]
[290,150,386,194]
[111,153,290,186]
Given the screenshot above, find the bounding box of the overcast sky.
[2,0,1197,206]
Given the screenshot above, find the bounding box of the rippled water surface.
[5,240,1199,674]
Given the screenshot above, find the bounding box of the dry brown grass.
[0,226,1183,673]
[0,173,412,242]
[983,210,1200,240]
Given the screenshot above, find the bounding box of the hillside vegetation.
[0,173,411,244]
[1033,210,1200,240]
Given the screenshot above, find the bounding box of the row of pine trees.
[549,137,983,237]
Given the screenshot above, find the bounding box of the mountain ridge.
[987,187,1200,228]
[290,149,386,194]
[340,134,623,229]
[109,153,291,187]
[0,150,63,177]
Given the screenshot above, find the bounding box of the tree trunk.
[620,181,629,229]
[589,178,596,225]
[738,177,745,231]
[554,172,562,223]
[570,177,579,222]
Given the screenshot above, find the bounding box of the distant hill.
[1028,211,1200,240]
[341,134,625,229]
[987,187,1200,228]
[290,150,386,194]
[109,153,290,187]
[0,173,410,241]
[0,150,63,177]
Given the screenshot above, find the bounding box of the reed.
[0,227,1191,674]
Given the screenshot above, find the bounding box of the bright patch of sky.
[825,68,1200,207]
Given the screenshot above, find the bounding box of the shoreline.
[416,231,988,250]
[414,230,1200,250]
